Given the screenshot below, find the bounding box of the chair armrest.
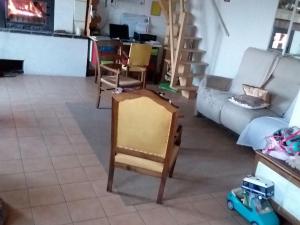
[99,64,120,74]
[122,50,129,60]
[203,75,233,91]
[121,51,129,65]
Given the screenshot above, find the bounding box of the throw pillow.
[242,84,271,103]
[229,95,270,109]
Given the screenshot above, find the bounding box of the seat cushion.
[196,88,233,123]
[220,102,278,134]
[114,146,179,174]
[128,66,147,72]
[115,153,164,174]
[122,65,147,72]
[101,76,142,87]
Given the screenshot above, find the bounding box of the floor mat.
[67,101,254,205]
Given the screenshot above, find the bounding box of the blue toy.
[227,176,280,225]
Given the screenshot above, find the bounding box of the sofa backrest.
[230,47,280,94]
[264,56,300,116]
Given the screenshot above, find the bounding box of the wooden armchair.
[122,43,152,88]
[107,89,182,204]
[95,40,144,108]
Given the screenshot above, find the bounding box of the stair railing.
[211,0,230,37]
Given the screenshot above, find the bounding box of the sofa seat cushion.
[197,88,233,124]
[220,102,278,134]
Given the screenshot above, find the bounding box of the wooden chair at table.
[95,40,144,108]
[94,39,122,83]
[122,43,152,88]
[107,89,182,204]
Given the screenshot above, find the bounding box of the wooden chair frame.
[94,39,123,84]
[107,89,182,204]
[95,40,144,108]
[121,43,152,89]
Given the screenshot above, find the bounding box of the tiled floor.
[0,75,271,225]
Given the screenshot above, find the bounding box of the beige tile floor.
[0,75,268,225]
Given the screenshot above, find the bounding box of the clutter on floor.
[263,126,300,171]
[227,175,279,225]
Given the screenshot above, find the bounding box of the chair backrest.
[264,56,300,116]
[96,39,122,65]
[111,89,178,162]
[128,43,152,67]
[230,47,279,95]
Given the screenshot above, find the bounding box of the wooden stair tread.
[181,48,206,53]
[169,26,196,32]
[180,61,208,66]
[167,71,203,78]
[164,59,208,66]
[164,59,171,64]
[175,73,204,78]
[172,85,198,91]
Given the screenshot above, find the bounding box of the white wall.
[290,31,300,55]
[54,0,87,33]
[0,32,88,77]
[98,0,166,42]
[188,0,222,75]
[190,0,279,78]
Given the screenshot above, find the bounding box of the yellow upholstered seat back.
[116,96,172,158]
[128,44,152,67]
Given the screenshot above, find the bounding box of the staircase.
[159,0,208,99]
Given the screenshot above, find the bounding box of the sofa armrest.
[202,75,233,91]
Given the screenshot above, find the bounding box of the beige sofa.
[195,47,300,134]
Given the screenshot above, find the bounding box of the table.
[255,151,300,224]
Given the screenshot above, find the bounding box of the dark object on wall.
[0,59,24,77]
[134,32,157,42]
[109,24,129,40]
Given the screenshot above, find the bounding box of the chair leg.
[169,159,177,178]
[95,64,98,83]
[107,161,115,192]
[142,71,146,89]
[94,71,97,83]
[157,172,168,204]
[96,81,102,109]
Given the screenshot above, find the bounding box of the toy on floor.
[227,176,279,225]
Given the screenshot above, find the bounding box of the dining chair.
[107,89,182,204]
[122,43,152,88]
[95,40,144,108]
